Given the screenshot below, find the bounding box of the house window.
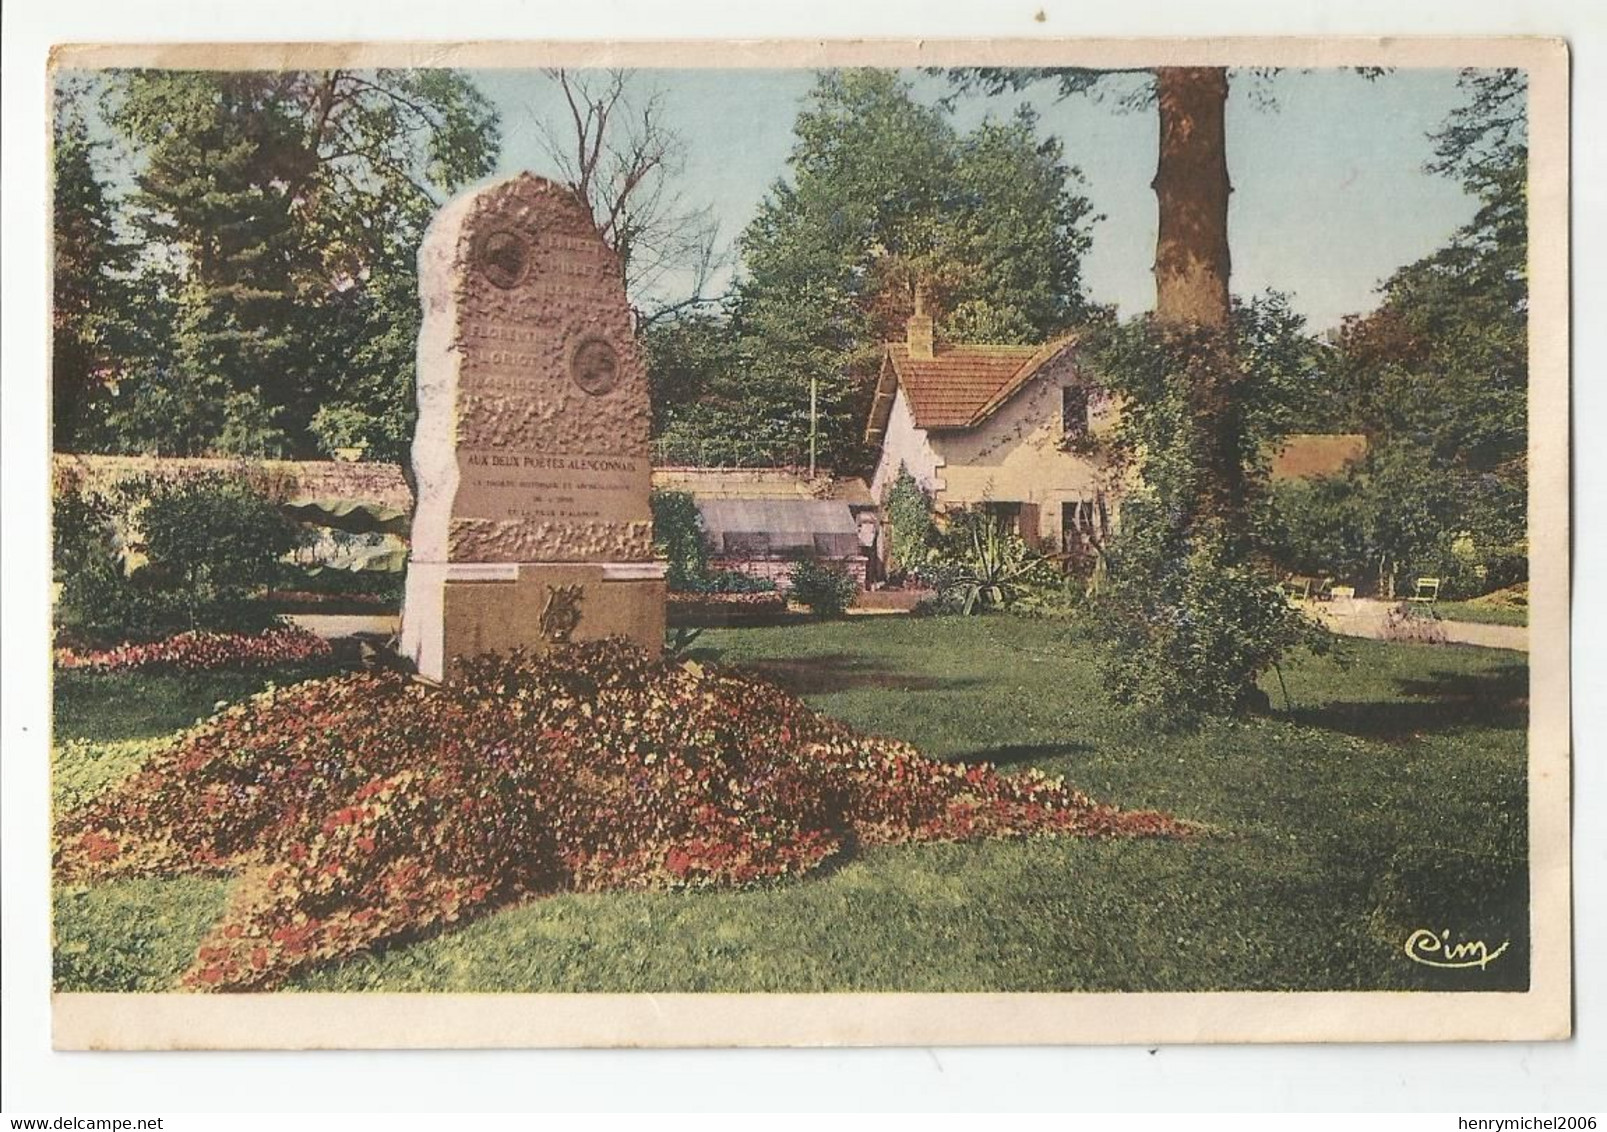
[1062,385,1089,441]
[980,501,1022,535]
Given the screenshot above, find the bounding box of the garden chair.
[1408,577,1441,605]
[1281,574,1313,601]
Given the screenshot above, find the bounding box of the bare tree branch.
[530,68,727,323]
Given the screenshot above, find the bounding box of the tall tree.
[669,69,1096,471]
[531,69,723,326]
[86,68,500,457]
[1303,68,1530,596]
[51,88,134,451]
[1152,68,1233,329]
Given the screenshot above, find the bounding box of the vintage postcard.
[42,36,1569,1048]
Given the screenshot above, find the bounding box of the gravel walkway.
[1312,597,1528,652]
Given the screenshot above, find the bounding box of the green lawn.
[52,617,1529,993]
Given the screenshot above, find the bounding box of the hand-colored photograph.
[44,39,1569,1048]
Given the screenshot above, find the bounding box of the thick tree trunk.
[1152,67,1232,328]
[1152,67,1246,531]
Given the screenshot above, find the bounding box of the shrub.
[53,484,175,645]
[54,639,1192,991]
[140,473,303,628]
[667,590,789,630]
[54,473,304,645]
[788,559,858,618]
[1087,313,1332,725]
[924,509,1059,616]
[649,489,708,590]
[677,569,778,595]
[53,481,118,582]
[1094,524,1329,726]
[882,464,936,581]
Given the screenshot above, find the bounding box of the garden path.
[1314,598,1528,652]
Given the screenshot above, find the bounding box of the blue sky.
[472,66,1486,333]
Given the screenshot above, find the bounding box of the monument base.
[401,560,668,682]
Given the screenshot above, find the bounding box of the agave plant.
[936,512,1059,615]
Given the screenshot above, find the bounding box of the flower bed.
[55,627,334,672]
[54,639,1192,991]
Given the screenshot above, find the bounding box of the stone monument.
[400,173,666,681]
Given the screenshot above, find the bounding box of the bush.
[882,464,936,581]
[53,481,118,582]
[141,474,302,621]
[53,484,173,645]
[55,473,304,645]
[649,489,708,590]
[788,559,858,618]
[676,569,778,595]
[54,639,1192,990]
[1086,314,1332,725]
[1094,524,1329,726]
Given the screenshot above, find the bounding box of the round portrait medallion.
[570,336,621,396]
[476,229,530,289]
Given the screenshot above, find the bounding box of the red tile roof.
[1269,433,1368,481]
[865,334,1080,442]
[887,343,1040,428]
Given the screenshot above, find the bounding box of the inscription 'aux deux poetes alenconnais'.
[459,451,645,523]
[463,453,639,472]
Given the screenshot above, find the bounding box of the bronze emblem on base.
[539,583,585,643]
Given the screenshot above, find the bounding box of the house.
[863,301,1373,568]
[864,303,1119,559]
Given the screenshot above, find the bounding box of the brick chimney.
[906,282,935,360]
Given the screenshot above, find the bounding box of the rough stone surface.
[408,173,654,565]
[402,173,664,679]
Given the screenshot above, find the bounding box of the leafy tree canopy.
[62,69,500,460]
[1275,69,1529,597]
[658,69,1098,472]
[52,87,138,451]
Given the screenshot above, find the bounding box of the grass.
[1433,600,1528,627]
[51,617,1529,994]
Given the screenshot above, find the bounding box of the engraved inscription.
[570,336,620,396]
[462,321,547,384]
[456,449,649,526]
[476,229,530,289]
